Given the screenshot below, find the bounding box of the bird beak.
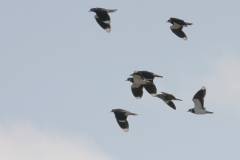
[88,10,92,12]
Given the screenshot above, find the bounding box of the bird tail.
[108,9,117,13]
[154,74,163,78]
[130,113,138,116]
[175,98,183,101]
[126,112,138,116]
[207,111,213,114]
[185,22,193,26]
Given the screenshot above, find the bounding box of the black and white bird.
[89,8,117,32]
[155,92,182,110]
[111,109,137,132]
[188,86,213,114]
[167,18,192,40]
[126,71,161,98]
[134,71,163,82]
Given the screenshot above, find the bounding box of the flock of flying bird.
[89,7,213,132]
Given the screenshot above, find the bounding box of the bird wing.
[143,83,157,96]
[114,112,129,132]
[131,84,143,99]
[162,92,182,101]
[163,100,176,110]
[138,71,154,80]
[192,86,206,110]
[94,15,111,32]
[161,92,176,99]
[96,11,111,23]
[117,120,129,132]
[170,26,187,40]
[170,18,186,25]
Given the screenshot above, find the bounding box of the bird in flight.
[126,71,162,98]
[167,17,192,40]
[188,86,213,114]
[89,8,117,32]
[111,109,137,132]
[155,92,182,110]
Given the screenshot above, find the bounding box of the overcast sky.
[1,0,240,159]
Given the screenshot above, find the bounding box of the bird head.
[126,78,133,83]
[89,8,95,12]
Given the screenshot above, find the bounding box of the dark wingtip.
[167,101,176,110]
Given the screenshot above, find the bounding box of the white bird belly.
[133,78,146,84]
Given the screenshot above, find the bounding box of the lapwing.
[188,86,213,114]
[155,92,182,110]
[126,71,159,98]
[167,18,192,40]
[111,109,137,132]
[134,71,163,82]
[89,8,117,32]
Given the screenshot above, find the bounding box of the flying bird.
[188,86,213,114]
[167,18,192,40]
[134,71,163,82]
[155,92,182,110]
[111,109,137,132]
[89,8,117,32]
[126,71,161,98]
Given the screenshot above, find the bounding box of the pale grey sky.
[0,0,240,159]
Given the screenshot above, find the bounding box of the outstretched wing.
[171,26,187,40]
[170,18,186,25]
[192,86,206,110]
[114,112,129,132]
[131,84,143,99]
[94,15,111,32]
[96,11,111,22]
[138,71,154,80]
[163,100,176,110]
[143,83,157,96]
[161,92,175,99]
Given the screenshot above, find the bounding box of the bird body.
[168,18,192,27]
[89,8,117,32]
[131,73,149,85]
[111,109,137,132]
[126,71,161,98]
[133,71,163,80]
[188,86,213,114]
[167,17,192,40]
[155,92,182,110]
